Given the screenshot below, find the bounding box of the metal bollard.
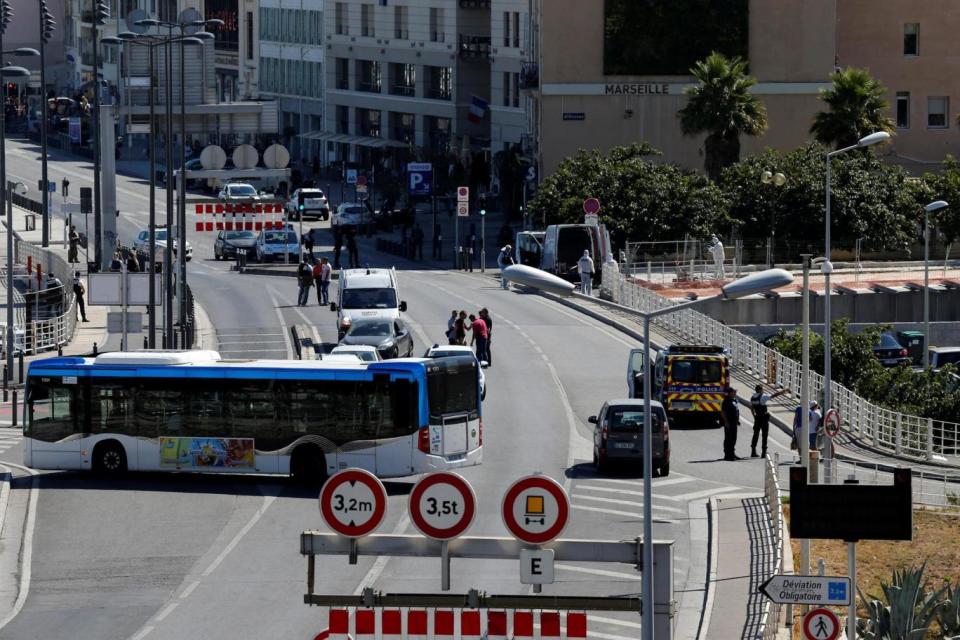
[58,346,63,356]
[17,352,23,383]
[11,390,17,428]
[93,342,98,356]
[143,336,148,349]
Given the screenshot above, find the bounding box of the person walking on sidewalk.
[720,387,741,461]
[577,249,595,296]
[497,245,514,290]
[73,271,88,322]
[303,230,314,260]
[750,384,787,457]
[316,257,332,305]
[68,225,80,263]
[432,224,442,260]
[296,260,313,306]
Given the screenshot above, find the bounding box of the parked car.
[333,202,372,227]
[286,188,330,221]
[133,227,193,262]
[330,344,381,362]
[218,182,262,204]
[214,229,257,260]
[253,228,300,263]
[423,344,487,400]
[338,318,414,360]
[873,333,911,366]
[590,399,670,476]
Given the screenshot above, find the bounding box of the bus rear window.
[427,362,479,415]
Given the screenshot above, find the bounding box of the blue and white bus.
[23,350,482,481]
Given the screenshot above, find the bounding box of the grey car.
[214,229,257,260]
[339,318,414,360]
[590,399,670,476]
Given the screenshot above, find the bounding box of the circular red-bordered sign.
[408,472,477,541]
[319,469,388,538]
[823,408,841,438]
[356,174,368,186]
[802,607,840,640]
[501,475,570,545]
[583,197,601,215]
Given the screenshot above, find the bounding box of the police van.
[330,267,408,339]
[627,344,731,426]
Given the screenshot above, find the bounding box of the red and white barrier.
[319,608,590,639]
[193,202,285,232]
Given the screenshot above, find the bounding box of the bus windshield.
[670,359,723,384]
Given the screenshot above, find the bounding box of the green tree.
[769,319,886,390]
[921,157,960,268]
[526,143,730,247]
[811,67,894,150]
[678,52,768,181]
[721,142,918,253]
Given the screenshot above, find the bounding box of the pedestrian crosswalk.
[0,428,23,458]
[216,328,289,359]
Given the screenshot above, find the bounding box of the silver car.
[590,399,670,476]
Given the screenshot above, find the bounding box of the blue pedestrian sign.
[407,162,433,197]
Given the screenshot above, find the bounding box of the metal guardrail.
[813,457,960,508]
[601,263,960,464]
[758,456,785,640]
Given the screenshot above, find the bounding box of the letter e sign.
[519,548,555,585]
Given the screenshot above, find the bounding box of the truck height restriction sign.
[408,472,477,540]
[319,469,388,538]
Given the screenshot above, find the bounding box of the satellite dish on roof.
[199,144,226,170]
[263,144,290,169]
[126,8,150,34]
[232,144,259,170]
[179,8,201,35]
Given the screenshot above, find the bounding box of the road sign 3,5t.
[408,472,477,541]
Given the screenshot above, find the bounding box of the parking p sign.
[407,162,433,197]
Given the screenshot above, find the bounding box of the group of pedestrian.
[446,308,494,365]
[296,255,332,307]
[720,384,820,461]
[332,225,360,269]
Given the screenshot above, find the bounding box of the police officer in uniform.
[749,384,788,458]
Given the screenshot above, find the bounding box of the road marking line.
[268,291,296,360]
[669,487,749,502]
[555,563,641,581]
[575,484,673,499]
[586,615,645,630]
[572,503,675,523]
[581,475,695,488]
[572,493,683,513]
[152,601,178,623]
[179,581,200,599]
[201,494,277,577]
[128,626,155,640]
[352,513,411,596]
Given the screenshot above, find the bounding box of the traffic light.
[39,0,55,43]
[95,0,109,24]
[0,0,13,34]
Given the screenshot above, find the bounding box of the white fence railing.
[757,456,785,639]
[602,263,960,463]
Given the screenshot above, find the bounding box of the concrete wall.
[749,0,836,82]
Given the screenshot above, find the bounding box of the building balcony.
[458,35,491,60]
[390,84,416,97]
[519,62,539,90]
[357,81,381,93]
[458,0,491,8]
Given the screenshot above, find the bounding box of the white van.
[330,267,408,339]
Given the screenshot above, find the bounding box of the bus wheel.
[291,445,327,486]
[93,441,127,475]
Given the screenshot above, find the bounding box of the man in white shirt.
[577,250,595,296]
[750,384,788,457]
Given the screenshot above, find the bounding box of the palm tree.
[679,52,768,182]
[811,67,894,149]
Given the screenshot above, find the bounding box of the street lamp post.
[760,170,786,267]
[633,268,795,640]
[91,0,110,269]
[38,0,55,247]
[822,131,890,416]
[923,200,949,369]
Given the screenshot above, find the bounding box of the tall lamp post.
[91,0,110,268]
[38,0,55,247]
[634,268,795,640]
[923,200,949,369]
[760,170,786,267]
[822,131,890,415]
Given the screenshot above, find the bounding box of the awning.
[297,130,409,149]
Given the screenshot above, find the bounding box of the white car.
[287,188,330,221]
[218,182,261,204]
[254,228,300,262]
[424,344,487,400]
[330,345,381,362]
[333,202,371,227]
[133,227,193,262]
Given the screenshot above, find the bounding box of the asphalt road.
[0,138,801,640]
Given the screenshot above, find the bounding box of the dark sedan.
[873,333,911,366]
[339,319,414,360]
[214,230,257,260]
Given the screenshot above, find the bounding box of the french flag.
[468,94,489,123]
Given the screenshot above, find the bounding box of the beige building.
[529,0,959,178]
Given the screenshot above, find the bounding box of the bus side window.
[90,383,134,436]
[29,384,77,443]
[136,384,184,438]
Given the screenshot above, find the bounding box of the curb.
[192,297,218,352]
[696,496,720,640]
[0,471,11,537]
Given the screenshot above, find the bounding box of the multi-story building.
[206,0,259,101]
[316,0,534,181]
[528,0,960,179]
[257,0,324,164]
